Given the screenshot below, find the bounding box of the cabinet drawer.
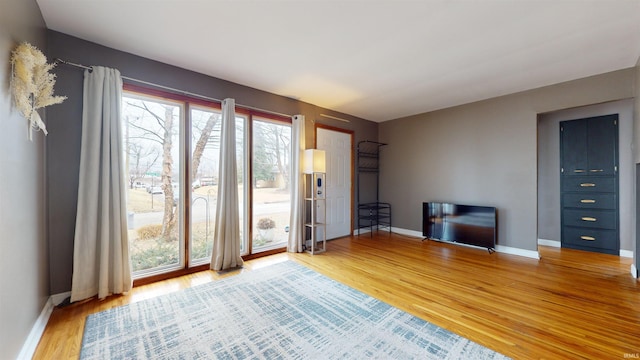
[563,209,616,230]
[562,193,616,210]
[562,176,615,193]
[562,227,618,251]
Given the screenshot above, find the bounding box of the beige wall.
[379,68,635,252]
[538,100,634,252]
[0,0,49,358]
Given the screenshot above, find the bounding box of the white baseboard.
[17,291,70,359]
[538,239,561,247]
[50,291,71,306]
[390,227,423,239]
[388,227,540,259]
[494,245,541,259]
[353,226,423,241]
[353,227,423,239]
[620,249,634,258]
[353,228,371,236]
[631,264,638,279]
[17,297,54,359]
[357,228,637,261]
[539,239,633,259]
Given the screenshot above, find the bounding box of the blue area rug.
[81,261,510,359]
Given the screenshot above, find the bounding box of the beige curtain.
[287,115,306,252]
[71,66,132,302]
[211,98,244,270]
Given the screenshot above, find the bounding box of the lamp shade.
[303,149,326,173]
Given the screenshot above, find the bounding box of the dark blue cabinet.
[560,115,619,255]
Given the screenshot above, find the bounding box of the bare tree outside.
[192,113,220,181]
[126,142,159,189]
[125,100,179,242]
[253,120,291,190]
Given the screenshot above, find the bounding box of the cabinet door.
[587,115,617,176]
[560,114,619,256]
[561,120,588,176]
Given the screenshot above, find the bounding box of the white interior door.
[317,128,352,239]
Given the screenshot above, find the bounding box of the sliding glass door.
[122,85,291,279]
[189,107,247,264]
[122,93,184,276]
[188,107,220,264]
[251,117,291,253]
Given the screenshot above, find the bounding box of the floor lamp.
[304,149,326,254]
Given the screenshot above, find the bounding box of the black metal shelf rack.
[357,141,391,236]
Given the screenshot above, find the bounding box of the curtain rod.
[54,58,293,118]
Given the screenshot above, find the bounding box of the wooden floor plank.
[33,233,639,359]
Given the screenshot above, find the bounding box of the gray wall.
[379,69,635,252]
[634,58,640,164]
[635,58,640,275]
[538,100,634,252]
[0,0,50,358]
[46,31,377,294]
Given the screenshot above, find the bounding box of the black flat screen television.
[423,202,497,250]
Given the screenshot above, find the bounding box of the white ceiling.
[36,0,640,122]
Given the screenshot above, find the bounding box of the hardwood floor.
[34,233,639,359]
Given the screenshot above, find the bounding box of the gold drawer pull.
[580,236,596,241]
[580,183,596,187]
[581,217,597,222]
[580,199,596,204]
[574,169,585,173]
[589,169,604,172]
